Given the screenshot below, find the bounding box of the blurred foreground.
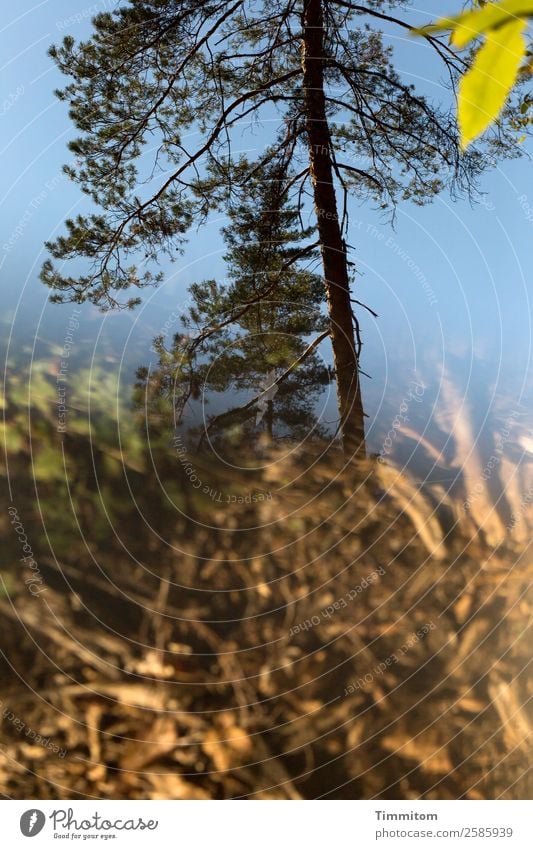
[1,355,531,799]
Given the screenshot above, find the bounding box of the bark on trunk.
[301,0,366,458]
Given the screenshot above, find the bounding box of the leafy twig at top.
[415,1,533,148]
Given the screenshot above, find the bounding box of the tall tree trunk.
[301,0,366,458]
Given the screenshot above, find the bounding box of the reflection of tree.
[135,158,333,449]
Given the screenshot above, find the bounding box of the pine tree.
[137,156,332,448]
[41,1,520,455]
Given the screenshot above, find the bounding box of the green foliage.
[1,350,176,567]
[1,353,143,481]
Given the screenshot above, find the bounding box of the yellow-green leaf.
[417,1,533,48]
[458,17,527,147]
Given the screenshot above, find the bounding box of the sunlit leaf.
[418,1,533,48]
[458,18,528,147]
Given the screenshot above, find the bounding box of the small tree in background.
[136,157,332,449]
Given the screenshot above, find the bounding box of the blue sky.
[1,1,532,449]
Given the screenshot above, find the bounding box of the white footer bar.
[4,800,532,848]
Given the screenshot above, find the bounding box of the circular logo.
[20,810,46,837]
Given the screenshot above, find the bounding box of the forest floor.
[1,445,531,799]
